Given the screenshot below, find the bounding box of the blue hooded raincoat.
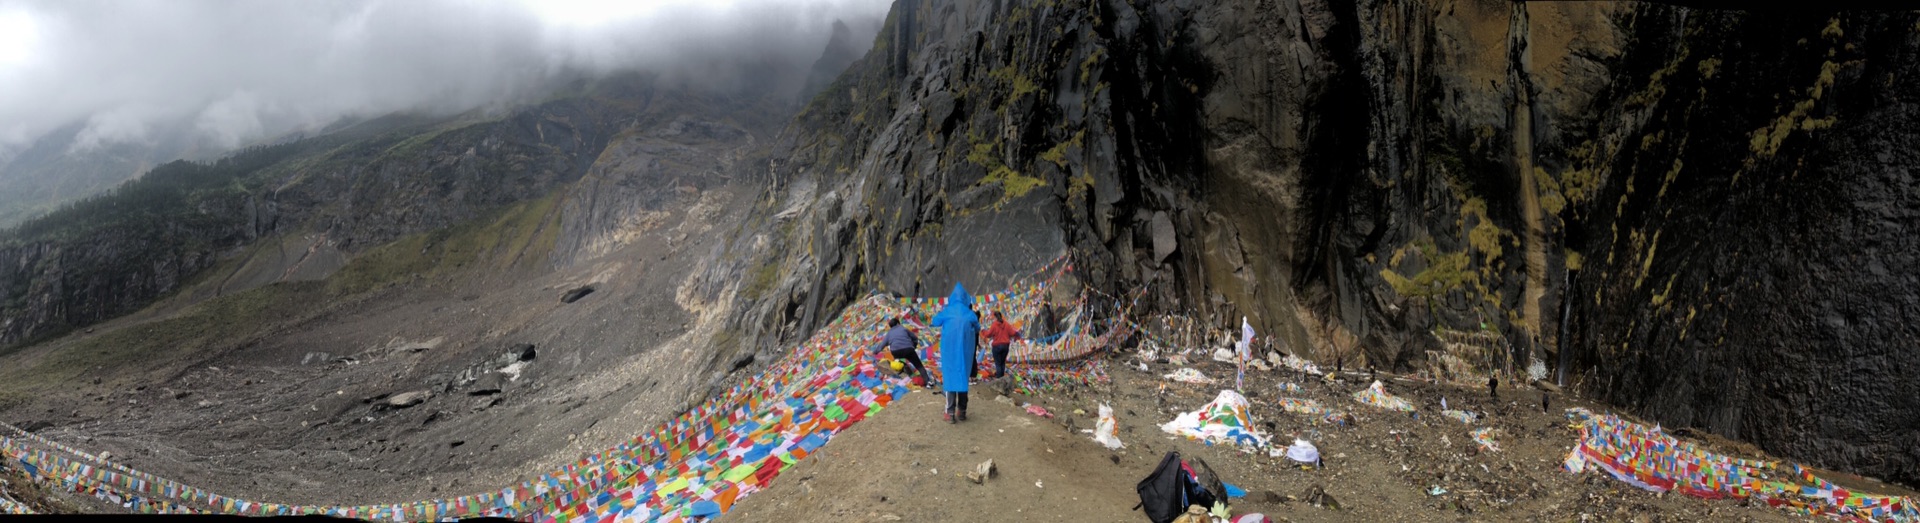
[931,283,980,393]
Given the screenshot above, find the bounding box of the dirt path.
[726,388,1144,522]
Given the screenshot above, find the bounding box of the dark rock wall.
[743,0,1920,487]
[0,200,247,346]
[1563,10,1920,486]
[715,0,1226,358]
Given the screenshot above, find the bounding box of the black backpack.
[1135,451,1220,523]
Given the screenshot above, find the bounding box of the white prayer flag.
[1238,316,1255,357]
[1235,316,1255,390]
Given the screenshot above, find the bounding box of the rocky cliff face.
[1558,9,1920,487]
[731,0,1920,487]
[0,76,662,349]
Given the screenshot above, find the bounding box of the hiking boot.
[945,412,955,424]
[959,411,968,422]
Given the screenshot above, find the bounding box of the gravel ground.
[736,347,1836,522]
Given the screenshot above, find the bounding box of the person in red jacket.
[983,310,1023,379]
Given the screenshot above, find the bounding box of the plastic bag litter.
[1222,482,1247,498]
[1281,438,1321,465]
[1163,368,1214,384]
[967,459,997,484]
[1212,347,1237,363]
[1092,403,1124,449]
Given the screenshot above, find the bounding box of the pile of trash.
[1023,404,1053,418]
[1276,397,1324,416]
[1350,380,1415,412]
[1163,368,1214,385]
[1441,409,1478,425]
[1274,397,1348,426]
[1161,390,1270,450]
[1469,427,1501,452]
[1565,407,1918,521]
[1279,354,1323,376]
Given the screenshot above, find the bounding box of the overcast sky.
[0,0,889,156]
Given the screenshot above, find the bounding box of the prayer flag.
[1235,316,1254,390]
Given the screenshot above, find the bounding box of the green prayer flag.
[720,463,759,483]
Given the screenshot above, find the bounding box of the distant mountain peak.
[798,18,866,104]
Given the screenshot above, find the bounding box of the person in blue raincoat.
[931,283,981,423]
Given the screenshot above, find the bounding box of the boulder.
[386,391,432,409]
[1303,485,1340,510]
[472,397,501,412]
[560,286,596,304]
[507,343,537,362]
[727,352,756,373]
[468,373,505,396]
[1150,211,1177,264]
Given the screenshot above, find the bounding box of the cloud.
[0,0,890,154]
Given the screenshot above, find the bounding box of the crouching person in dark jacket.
[873,317,933,387]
